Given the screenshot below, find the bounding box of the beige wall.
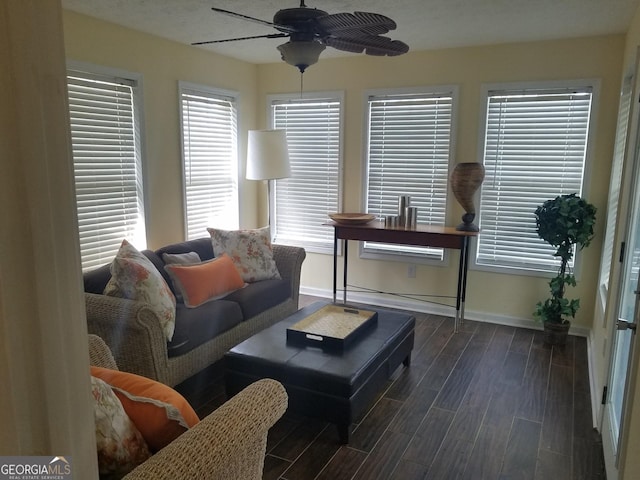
[63,10,260,248]
[258,36,624,328]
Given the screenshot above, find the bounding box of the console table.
[328,221,478,332]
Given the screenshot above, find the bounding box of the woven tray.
[286,304,377,350]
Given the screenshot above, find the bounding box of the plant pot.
[543,321,570,346]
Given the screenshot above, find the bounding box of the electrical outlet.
[408,264,416,278]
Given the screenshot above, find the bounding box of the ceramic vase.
[450,162,485,232]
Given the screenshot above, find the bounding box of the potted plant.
[533,193,597,346]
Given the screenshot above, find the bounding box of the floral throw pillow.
[104,240,176,341]
[207,227,281,282]
[91,375,151,478]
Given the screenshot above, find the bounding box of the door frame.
[601,47,640,479]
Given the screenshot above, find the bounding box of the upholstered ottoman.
[224,301,415,443]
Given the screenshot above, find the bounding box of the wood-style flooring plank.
[424,436,474,480]
[541,364,573,455]
[314,447,367,480]
[535,448,571,480]
[470,321,498,344]
[510,328,534,355]
[516,345,551,423]
[462,423,511,480]
[384,360,432,402]
[433,366,476,411]
[389,459,430,480]
[574,336,590,393]
[281,425,342,480]
[551,337,575,367]
[349,397,403,452]
[440,330,473,357]
[574,389,593,439]
[419,353,460,391]
[262,455,291,480]
[499,418,541,480]
[500,351,528,386]
[455,338,490,372]
[267,414,303,452]
[411,319,458,369]
[352,430,413,480]
[270,416,328,460]
[388,386,438,435]
[402,407,455,465]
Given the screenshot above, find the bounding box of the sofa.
[88,334,288,479]
[83,237,306,387]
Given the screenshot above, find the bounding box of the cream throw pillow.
[207,227,281,282]
[91,375,151,477]
[104,240,176,341]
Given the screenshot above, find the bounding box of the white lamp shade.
[246,129,291,180]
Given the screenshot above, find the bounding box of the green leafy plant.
[533,193,597,325]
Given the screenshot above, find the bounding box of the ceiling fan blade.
[316,12,397,37]
[211,7,298,34]
[325,35,409,56]
[192,33,288,46]
[211,7,275,28]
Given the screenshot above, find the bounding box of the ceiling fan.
[192,1,410,73]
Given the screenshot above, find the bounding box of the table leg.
[455,238,466,333]
[460,236,471,326]
[343,239,348,304]
[333,231,338,303]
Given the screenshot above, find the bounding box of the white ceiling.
[62,0,640,64]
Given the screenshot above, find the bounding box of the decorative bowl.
[329,213,376,225]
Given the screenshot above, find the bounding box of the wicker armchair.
[88,335,288,479]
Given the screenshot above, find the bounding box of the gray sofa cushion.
[223,279,290,319]
[168,300,243,357]
[156,238,214,261]
[83,263,112,294]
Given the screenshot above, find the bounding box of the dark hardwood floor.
[177,296,605,480]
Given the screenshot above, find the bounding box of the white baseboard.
[588,329,602,428]
[300,285,590,337]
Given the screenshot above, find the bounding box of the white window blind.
[476,86,593,273]
[364,91,455,260]
[598,76,632,297]
[270,95,342,252]
[180,85,238,239]
[67,70,146,271]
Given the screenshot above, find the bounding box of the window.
[269,92,343,253]
[476,83,595,274]
[180,83,239,239]
[67,67,146,271]
[598,76,632,304]
[363,88,457,261]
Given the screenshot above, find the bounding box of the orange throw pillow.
[91,366,199,452]
[164,253,245,308]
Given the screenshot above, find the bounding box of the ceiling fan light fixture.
[277,40,326,73]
